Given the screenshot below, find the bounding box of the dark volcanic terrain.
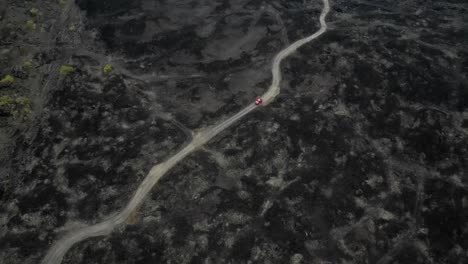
[1,0,467,263]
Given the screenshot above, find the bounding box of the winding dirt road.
[41,0,330,263]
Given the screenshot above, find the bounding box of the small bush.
[59,0,67,7]
[0,95,31,120]
[23,60,33,70]
[0,95,11,108]
[102,64,113,74]
[30,8,40,17]
[0,75,15,86]
[68,24,76,31]
[25,20,36,31]
[59,65,74,76]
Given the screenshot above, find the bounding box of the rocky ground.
[1,0,467,263]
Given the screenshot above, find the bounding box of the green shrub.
[59,65,74,76]
[30,8,40,17]
[0,95,11,108]
[102,64,113,74]
[68,24,76,31]
[14,97,31,107]
[0,75,15,86]
[23,60,33,70]
[0,95,31,120]
[25,20,36,31]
